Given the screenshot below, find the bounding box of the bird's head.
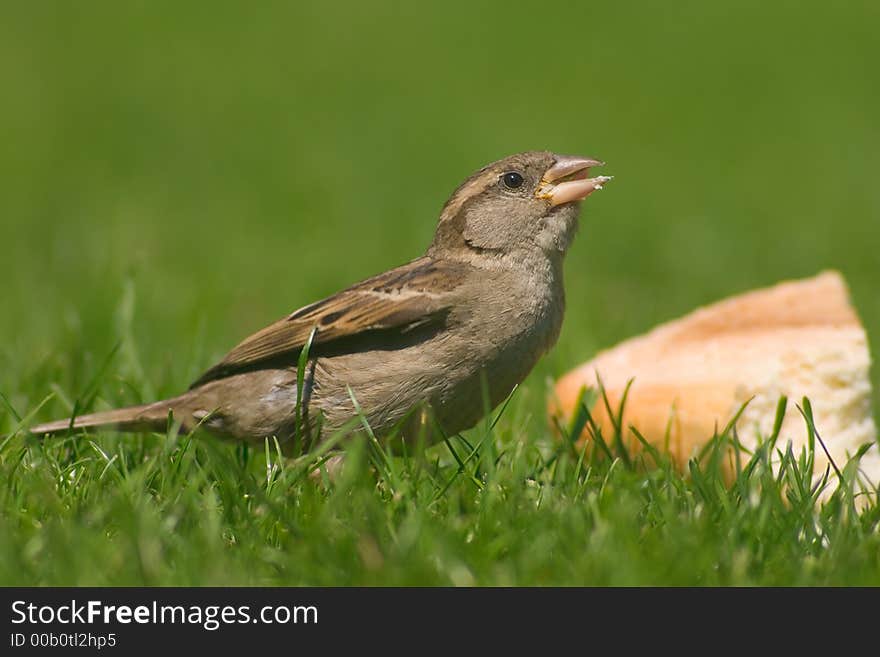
[429,151,611,259]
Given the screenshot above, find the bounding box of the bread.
[551,271,879,496]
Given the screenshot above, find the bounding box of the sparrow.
[31,151,612,453]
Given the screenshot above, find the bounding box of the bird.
[30,151,612,454]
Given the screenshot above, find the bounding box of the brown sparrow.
[32,151,612,452]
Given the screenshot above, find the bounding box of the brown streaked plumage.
[30,151,612,453]
[191,257,469,387]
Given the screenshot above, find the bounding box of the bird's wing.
[190,257,468,387]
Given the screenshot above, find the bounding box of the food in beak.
[536,156,613,206]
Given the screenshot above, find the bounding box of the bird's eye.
[501,171,524,189]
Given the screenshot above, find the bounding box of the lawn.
[1,1,879,585]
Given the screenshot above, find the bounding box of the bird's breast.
[438,261,565,415]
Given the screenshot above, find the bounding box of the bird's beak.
[536,155,613,206]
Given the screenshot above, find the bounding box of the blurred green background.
[2,0,878,426]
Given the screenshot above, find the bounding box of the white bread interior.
[551,271,879,498]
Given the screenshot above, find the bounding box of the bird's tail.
[29,400,177,436]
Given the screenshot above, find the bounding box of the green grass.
[2,380,879,585]
[2,1,880,585]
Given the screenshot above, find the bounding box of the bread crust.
[551,271,879,492]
